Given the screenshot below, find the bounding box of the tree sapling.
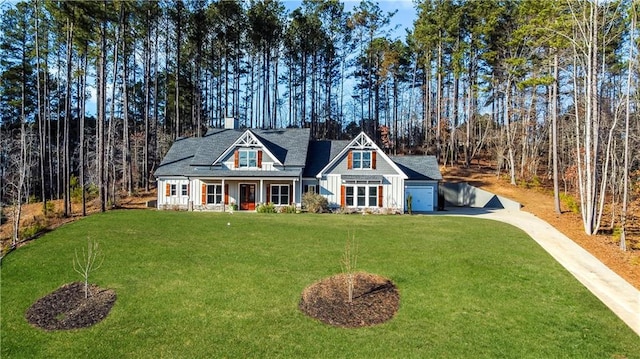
[73,238,105,299]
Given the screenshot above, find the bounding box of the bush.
[20,216,48,240]
[256,203,277,213]
[70,175,99,204]
[44,201,60,218]
[302,192,328,213]
[559,193,580,214]
[530,176,542,189]
[278,205,297,214]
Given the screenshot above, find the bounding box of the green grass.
[1,210,639,358]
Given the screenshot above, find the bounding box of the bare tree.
[73,238,105,299]
[619,6,636,251]
[341,233,358,303]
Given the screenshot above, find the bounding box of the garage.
[405,186,435,212]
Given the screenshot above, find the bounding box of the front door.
[239,184,256,210]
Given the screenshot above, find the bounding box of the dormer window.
[239,149,257,167]
[234,149,262,169]
[348,150,376,170]
[353,151,371,169]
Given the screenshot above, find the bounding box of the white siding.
[158,178,191,209]
[321,174,404,210]
[386,176,404,209]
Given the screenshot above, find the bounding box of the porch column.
[293,178,298,206]
[222,178,226,212]
[260,179,264,204]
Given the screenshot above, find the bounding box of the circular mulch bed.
[299,272,400,328]
[25,282,117,331]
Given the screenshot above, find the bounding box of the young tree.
[73,238,105,299]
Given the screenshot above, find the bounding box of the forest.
[0,0,638,249]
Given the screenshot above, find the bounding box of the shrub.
[256,203,277,213]
[559,193,580,214]
[20,216,48,240]
[44,201,60,218]
[530,176,542,189]
[70,175,99,204]
[302,192,328,213]
[278,205,297,214]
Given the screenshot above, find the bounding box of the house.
[154,121,442,213]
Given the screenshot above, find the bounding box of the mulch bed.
[299,272,400,328]
[25,282,116,331]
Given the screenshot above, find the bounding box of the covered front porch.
[197,171,302,211]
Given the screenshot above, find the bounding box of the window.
[345,187,354,206]
[170,184,177,196]
[344,185,379,207]
[304,185,316,194]
[368,186,377,207]
[270,184,290,205]
[352,150,372,169]
[238,149,257,168]
[181,184,188,196]
[357,186,366,206]
[206,184,223,204]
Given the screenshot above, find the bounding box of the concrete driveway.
[438,207,640,337]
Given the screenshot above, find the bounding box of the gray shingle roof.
[154,129,442,182]
[303,140,349,177]
[154,128,311,178]
[191,129,243,165]
[390,155,442,181]
[154,137,200,177]
[253,128,310,166]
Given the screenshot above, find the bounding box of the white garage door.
[405,186,434,212]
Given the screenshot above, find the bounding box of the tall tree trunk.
[435,38,443,163]
[143,8,151,192]
[119,6,132,195]
[63,21,73,217]
[552,53,561,214]
[98,4,107,213]
[574,0,601,235]
[34,0,47,213]
[619,8,635,251]
[505,80,516,185]
[80,49,87,216]
[175,2,182,139]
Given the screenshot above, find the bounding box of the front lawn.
[1,210,638,358]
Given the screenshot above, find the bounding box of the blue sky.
[284,0,418,40]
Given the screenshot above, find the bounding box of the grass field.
[1,210,639,358]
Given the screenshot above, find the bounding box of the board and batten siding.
[320,174,404,209]
[158,178,192,208]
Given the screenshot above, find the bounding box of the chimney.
[224,117,239,130]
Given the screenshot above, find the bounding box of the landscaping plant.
[73,238,104,299]
[341,233,358,303]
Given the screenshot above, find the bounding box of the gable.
[316,132,407,179]
[213,130,283,167]
[189,128,310,168]
[155,128,312,178]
